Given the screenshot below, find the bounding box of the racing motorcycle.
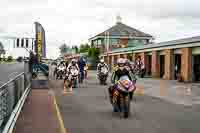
[98,66,109,85]
[68,68,79,88]
[56,65,66,79]
[108,76,136,118]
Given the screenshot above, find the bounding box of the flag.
[34,22,46,62]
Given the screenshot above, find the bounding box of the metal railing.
[0,71,31,132]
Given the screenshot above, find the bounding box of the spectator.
[29,51,34,73]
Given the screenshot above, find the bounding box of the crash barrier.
[0,72,31,133]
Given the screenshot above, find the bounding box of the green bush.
[7,56,13,62]
[16,56,23,62]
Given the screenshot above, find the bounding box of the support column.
[124,54,128,59]
[140,52,147,66]
[111,55,115,69]
[132,53,136,61]
[152,51,160,78]
[111,55,114,68]
[181,48,192,82]
[117,54,120,59]
[105,56,108,64]
[164,49,174,80]
[109,55,112,71]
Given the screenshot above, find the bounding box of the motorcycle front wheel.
[121,95,130,118]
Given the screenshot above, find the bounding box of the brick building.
[89,17,200,82]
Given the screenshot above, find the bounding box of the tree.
[0,41,5,60]
[72,45,79,53]
[79,43,90,53]
[59,43,69,55]
[88,48,100,59]
[7,55,13,62]
[16,56,23,62]
[74,46,79,53]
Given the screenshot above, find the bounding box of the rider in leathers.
[97,59,109,76]
[111,58,135,84]
[67,59,79,74]
[109,58,135,106]
[64,59,79,85]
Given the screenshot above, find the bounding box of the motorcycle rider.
[78,57,86,83]
[56,61,66,79]
[109,58,135,106]
[97,59,109,84]
[64,59,79,92]
[97,59,109,75]
[66,59,79,76]
[125,59,137,84]
[111,58,135,84]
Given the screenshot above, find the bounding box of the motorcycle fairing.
[100,66,108,75]
[116,76,136,93]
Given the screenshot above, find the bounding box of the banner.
[34,22,46,62]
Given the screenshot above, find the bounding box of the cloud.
[1,0,200,58]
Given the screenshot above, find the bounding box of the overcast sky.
[0,0,200,59]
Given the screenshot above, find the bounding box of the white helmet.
[117,58,126,66]
[100,59,104,63]
[71,59,77,64]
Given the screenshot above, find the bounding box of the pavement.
[13,89,61,133]
[0,62,24,86]
[137,78,200,106]
[49,71,200,133]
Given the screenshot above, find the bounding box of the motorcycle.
[98,66,108,85]
[56,65,65,79]
[109,76,136,118]
[68,68,79,88]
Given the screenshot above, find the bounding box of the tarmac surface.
[0,63,24,85]
[50,71,200,133]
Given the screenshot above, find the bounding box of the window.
[128,39,135,47]
[138,40,143,43]
[94,40,97,45]
[98,40,101,45]
[110,39,120,45]
[134,40,139,43]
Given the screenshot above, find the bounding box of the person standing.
[29,51,34,73]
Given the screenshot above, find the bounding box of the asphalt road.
[0,63,25,85]
[50,72,200,133]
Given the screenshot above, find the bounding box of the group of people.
[97,56,145,83]
[51,57,88,92]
